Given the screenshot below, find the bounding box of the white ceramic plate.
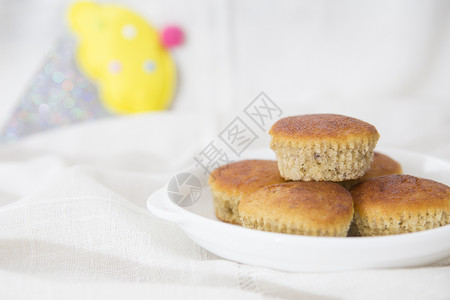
[147,147,450,272]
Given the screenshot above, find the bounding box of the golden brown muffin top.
[350,175,450,217]
[209,160,285,196]
[361,152,402,181]
[269,114,379,142]
[239,182,353,227]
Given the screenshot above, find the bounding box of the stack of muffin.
[209,114,450,237]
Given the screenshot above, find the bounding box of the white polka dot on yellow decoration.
[121,24,137,40]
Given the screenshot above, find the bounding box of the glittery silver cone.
[0,33,112,143]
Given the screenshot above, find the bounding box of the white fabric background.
[0,0,450,299]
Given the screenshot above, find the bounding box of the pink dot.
[161,26,184,49]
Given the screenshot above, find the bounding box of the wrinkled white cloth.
[0,109,449,300]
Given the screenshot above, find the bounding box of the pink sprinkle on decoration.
[161,26,184,49]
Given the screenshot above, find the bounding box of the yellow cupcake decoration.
[68,1,183,113]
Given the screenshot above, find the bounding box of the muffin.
[269,114,380,181]
[239,182,354,237]
[340,152,402,189]
[350,175,450,236]
[209,160,285,224]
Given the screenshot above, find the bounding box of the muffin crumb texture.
[272,139,377,181]
[269,114,379,181]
